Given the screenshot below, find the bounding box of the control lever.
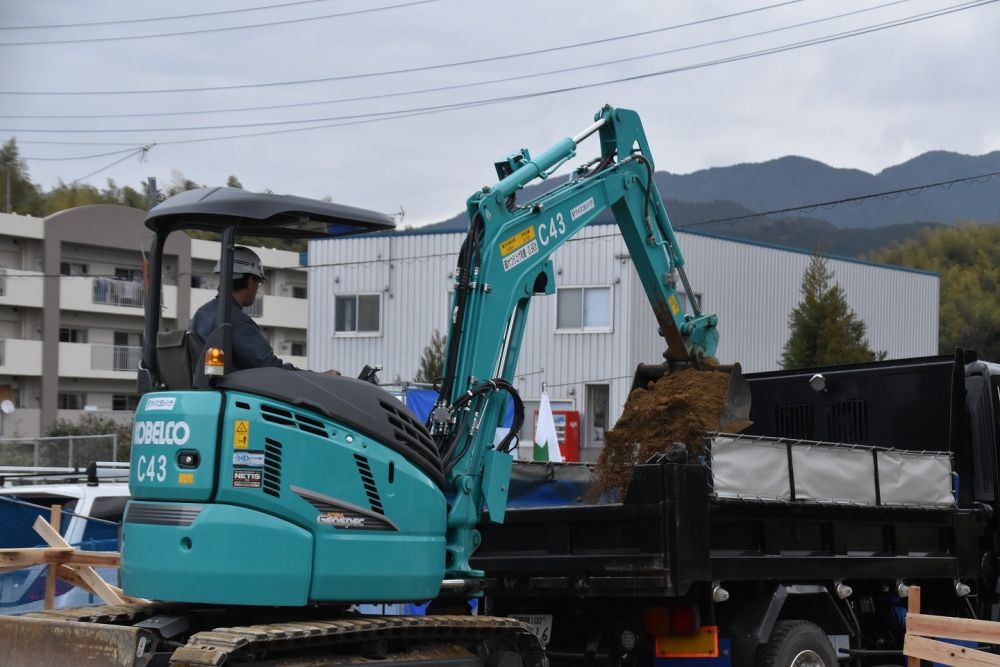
[358,364,382,385]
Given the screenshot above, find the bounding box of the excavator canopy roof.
[144,186,395,239]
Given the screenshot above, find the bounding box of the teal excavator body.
[123,107,723,606]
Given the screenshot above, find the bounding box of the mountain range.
[421,150,1000,257]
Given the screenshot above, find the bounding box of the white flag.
[533,392,563,463]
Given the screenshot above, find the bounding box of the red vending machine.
[532,409,581,462]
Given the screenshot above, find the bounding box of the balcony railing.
[91,344,142,371]
[245,296,263,318]
[93,277,143,308]
[0,268,6,296]
[0,338,5,366]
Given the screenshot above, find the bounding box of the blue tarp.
[404,388,514,428]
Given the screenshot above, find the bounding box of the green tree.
[47,413,134,463]
[0,138,43,214]
[226,175,244,189]
[870,222,1000,359]
[413,329,446,384]
[781,254,885,369]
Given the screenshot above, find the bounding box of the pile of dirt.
[594,367,733,496]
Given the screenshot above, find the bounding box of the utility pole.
[4,167,10,213]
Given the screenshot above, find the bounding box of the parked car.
[0,466,129,614]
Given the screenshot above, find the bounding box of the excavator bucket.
[0,616,158,667]
[630,360,752,432]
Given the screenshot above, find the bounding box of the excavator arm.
[435,106,720,578]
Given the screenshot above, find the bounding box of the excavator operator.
[189,246,300,372]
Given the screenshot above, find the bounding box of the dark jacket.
[189,296,297,371]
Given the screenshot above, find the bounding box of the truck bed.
[475,460,984,600]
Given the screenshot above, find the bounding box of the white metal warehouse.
[308,224,938,462]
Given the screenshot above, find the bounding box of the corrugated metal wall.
[308,225,939,455]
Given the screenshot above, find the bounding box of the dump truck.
[474,350,999,665]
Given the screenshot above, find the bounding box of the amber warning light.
[204,347,225,376]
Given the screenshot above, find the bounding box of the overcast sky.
[4,0,999,226]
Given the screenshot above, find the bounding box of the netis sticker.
[233,469,262,489]
[145,397,175,411]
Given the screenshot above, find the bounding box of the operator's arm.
[232,308,298,371]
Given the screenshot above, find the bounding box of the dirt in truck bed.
[595,366,736,496]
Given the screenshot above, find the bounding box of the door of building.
[584,384,610,463]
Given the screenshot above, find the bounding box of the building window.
[60,262,88,276]
[334,294,381,335]
[114,267,143,282]
[556,286,612,332]
[57,393,85,410]
[292,285,307,299]
[290,341,306,356]
[112,394,141,411]
[59,327,88,343]
[678,291,702,313]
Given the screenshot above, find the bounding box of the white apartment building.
[308,225,940,462]
[0,205,308,437]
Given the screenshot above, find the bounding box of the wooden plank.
[909,613,1000,645]
[904,634,1000,666]
[55,566,148,605]
[44,504,61,610]
[908,585,922,667]
[0,547,72,569]
[32,516,125,606]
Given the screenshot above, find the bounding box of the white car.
[0,467,129,614]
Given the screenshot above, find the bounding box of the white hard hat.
[214,246,266,281]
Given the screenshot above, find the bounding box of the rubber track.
[25,605,545,667]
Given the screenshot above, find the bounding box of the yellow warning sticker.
[234,420,250,449]
[668,294,681,316]
[178,473,195,485]
[499,226,536,256]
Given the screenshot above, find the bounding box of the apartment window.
[290,341,307,356]
[57,393,85,410]
[112,394,141,411]
[556,286,612,332]
[114,267,143,282]
[60,262,88,276]
[334,294,381,335]
[292,285,307,299]
[59,327,88,343]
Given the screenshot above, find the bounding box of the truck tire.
[757,620,840,667]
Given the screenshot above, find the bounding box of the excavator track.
[15,604,547,667]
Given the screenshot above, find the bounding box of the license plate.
[511,614,553,646]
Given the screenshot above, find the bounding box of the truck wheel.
[757,620,839,667]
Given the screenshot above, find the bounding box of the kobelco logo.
[133,420,191,446]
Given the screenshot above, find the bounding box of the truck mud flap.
[0,615,158,667]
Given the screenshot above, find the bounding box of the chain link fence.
[0,434,119,468]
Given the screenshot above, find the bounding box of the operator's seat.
[156,330,204,390]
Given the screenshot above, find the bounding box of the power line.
[69,146,152,184]
[0,0,442,47]
[1,0,356,30]
[0,0,809,94]
[0,0,911,121]
[10,0,995,148]
[23,147,149,161]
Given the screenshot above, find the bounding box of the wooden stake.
[908,585,922,667]
[43,505,61,610]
